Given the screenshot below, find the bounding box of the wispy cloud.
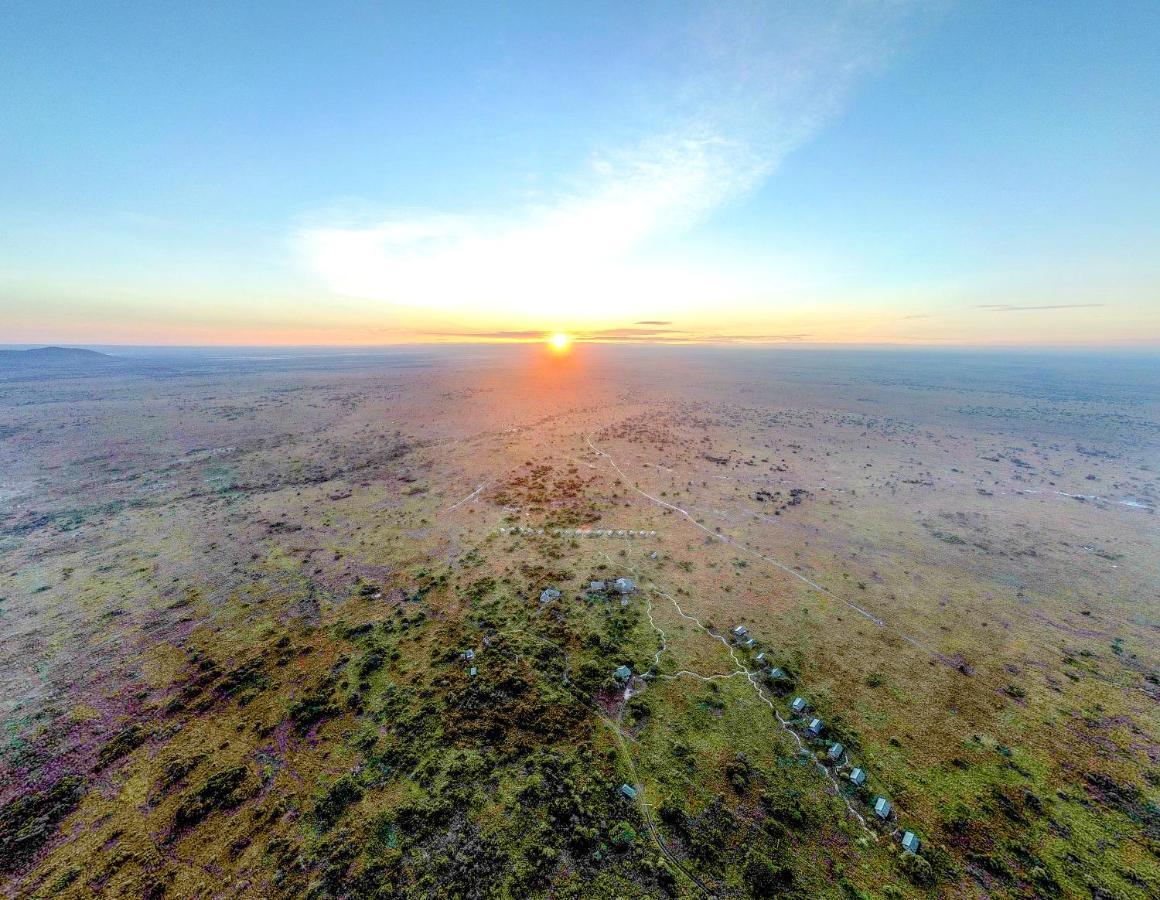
[408,326,812,345]
[297,3,927,321]
[425,329,544,340]
[974,303,1106,312]
[634,320,673,325]
[589,327,679,337]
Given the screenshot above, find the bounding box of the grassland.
[1,346,1156,898]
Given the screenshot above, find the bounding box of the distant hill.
[0,346,119,372]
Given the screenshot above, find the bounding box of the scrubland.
[1,346,1156,898]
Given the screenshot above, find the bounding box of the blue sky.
[2,1,1157,345]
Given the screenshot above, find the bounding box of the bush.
[312,774,364,831]
[1030,865,1062,896]
[725,753,752,793]
[97,723,147,768]
[760,790,810,828]
[289,685,339,733]
[900,850,935,886]
[608,820,637,848]
[744,851,794,897]
[174,766,255,832]
[658,796,687,832]
[627,694,652,724]
[0,775,85,873]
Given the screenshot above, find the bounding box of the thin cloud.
[974,303,1106,312]
[589,327,680,337]
[425,329,544,339]
[901,314,931,319]
[405,328,813,345]
[576,331,812,344]
[634,320,673,325]
[296,3,927,319]
[704,333,812,343]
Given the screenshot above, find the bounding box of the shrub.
[173,766,255,832]
[97,723,147,768]
[744,851,794,897]
[0,775,85,873]
[608,820,637,848]
[658,796,687,832]
[900,850,935,886]
[289,685,339,733]
[312,774,364,831]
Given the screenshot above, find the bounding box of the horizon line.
[4,339,1159,352]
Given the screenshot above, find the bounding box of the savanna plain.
[1,345,1156,899]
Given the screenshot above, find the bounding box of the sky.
[1,0,1158,347]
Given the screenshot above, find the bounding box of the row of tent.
[499,527,657,538]
[734,625,921,855]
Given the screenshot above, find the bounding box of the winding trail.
[651,587,872,833]
[586,434,884,626]
[447,480,488,511]
[586,432,965,668]
[487,623,715,897]
[599,717,717,899]
[599,550,872,832]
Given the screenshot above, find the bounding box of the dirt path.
[602,549,873,833]
[447,480,489,511]
[586,432,972,672]
[598,716,717,898]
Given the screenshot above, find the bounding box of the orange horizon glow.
[4,312,1160,350]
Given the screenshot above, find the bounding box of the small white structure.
[613,577,636,594]
[901,831,920,854]
[827,742,843,761]
[462,649,475,662]
[469,666,477,677]
[539,588,561,603]
[808,718,823,736]
[589,580,606,592]
[874,797,891,820]
[755,652,766,663]
[850,767,866,787]
[791,697,808,714]
[732,625,749,638]
[770,667,785,679]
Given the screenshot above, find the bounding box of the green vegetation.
[0,776,85,874]
[1,356,1156,898]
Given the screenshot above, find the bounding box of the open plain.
[1,345,1157,898]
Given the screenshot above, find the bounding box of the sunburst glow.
[549,332,571,351]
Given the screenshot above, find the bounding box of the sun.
[548,332,571,352]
